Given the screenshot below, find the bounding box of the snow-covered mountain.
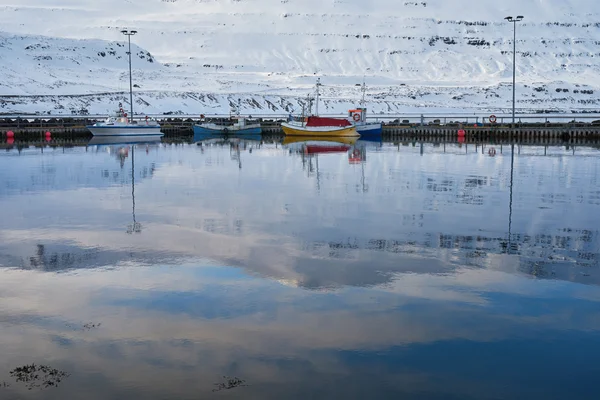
[0,0,599,115]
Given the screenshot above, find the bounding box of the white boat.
[87,105,162,137]
[87,30,163,137]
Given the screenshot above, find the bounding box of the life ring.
[489,114,497,124]
[488,147,496,156]
[352,113,361,122]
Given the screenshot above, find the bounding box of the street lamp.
[121,29,138,123]
[504,16,523,129]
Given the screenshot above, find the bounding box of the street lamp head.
[516,15,524,21]
[505,16,513,21]
[131,30,138,35]
[121,29,138,35]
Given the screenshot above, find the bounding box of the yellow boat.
[283,78,360,137]
[281,116,359,137]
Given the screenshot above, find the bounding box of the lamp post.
[504,16,523,129]
[121,29,138,123]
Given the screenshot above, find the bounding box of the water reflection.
[1,140,600,398]
[194,132,263,169]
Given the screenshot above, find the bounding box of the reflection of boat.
[283,135,357,154]
[281,78,359,137]
[87,30,162,137]
[193,131,262,145]
[87,135,162,147]
[282,136,358,146]
[194,131,261,169]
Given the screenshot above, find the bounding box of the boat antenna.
[121,29,138,124]
[315,78,322,116]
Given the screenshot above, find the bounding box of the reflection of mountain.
[0,242,180,273]
[0,145,158,198]
[1,143,600,290]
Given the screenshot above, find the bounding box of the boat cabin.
[348,108,367,124]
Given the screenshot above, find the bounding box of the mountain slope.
[0,0,598,115]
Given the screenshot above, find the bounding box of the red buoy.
[457,129,466,137]
[45,131,51,137]
[6,130,14,138]
[7,137,14,145]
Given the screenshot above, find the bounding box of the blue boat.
[348,81,382,136]
[194,101,262,136]
[192,119,262,136]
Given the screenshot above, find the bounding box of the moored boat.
[87,105,162,137]
[193,116,261,136]
[281,78,359,137]
[87,30,163,137]
[281,116,358,137]
[348,80,382,136]
[348,108,383,136]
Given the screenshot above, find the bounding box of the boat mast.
[315,78,322,116]
[121,29,138,124]
[360,76,366,107]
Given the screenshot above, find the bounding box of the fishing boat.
[193,99,261,136]
[348,80,382,136]
[193,116,261,136]
[87,104,162,137]
[87,30,163,137]
[281,78,359,137]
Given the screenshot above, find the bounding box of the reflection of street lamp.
[507,143,515,253]
[121,29,138,123]
[127,146,141,234]
[504,16,524,128]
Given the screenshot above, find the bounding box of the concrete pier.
[2,121,600,145]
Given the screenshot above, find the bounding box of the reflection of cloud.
[1,265,600,399]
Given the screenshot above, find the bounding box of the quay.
[2,114,600,144]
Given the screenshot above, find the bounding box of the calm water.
[1,137,600,399]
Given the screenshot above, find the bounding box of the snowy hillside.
[0,0,599,115]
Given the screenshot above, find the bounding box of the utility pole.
[504,16,523,129]
[121,29,138,123]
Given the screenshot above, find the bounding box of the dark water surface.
[1,138,600,399]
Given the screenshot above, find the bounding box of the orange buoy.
[6,130,14,138]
